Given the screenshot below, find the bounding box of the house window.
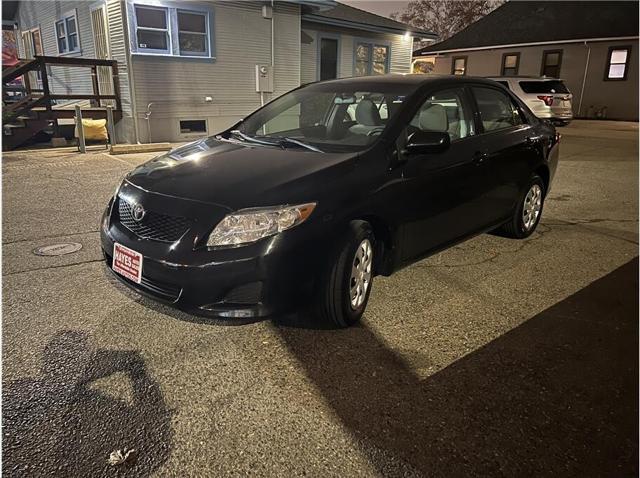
[135,5,170,53]
[605,46,631,80]
[180,119,207,134]
[354,42,389,76]
[55,11,80,54]
[129,3,213,58]
[501,53,520,76]
[177,10,208,56]
[451,56,467,75]
[541,49,562,77]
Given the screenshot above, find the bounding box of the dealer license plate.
[112,243,143,284]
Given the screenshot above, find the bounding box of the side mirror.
[404,131,450,155]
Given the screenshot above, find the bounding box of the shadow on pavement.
[275,258,639,476]
[2,331,172,477]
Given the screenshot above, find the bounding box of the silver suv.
[488,76,573,126]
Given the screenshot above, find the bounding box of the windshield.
[225,84,411,153]
[519,80,569,94]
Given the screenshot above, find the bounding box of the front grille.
[105,252,182,302]
[117,197,191,242]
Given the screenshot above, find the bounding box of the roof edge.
[302,14,437,38]
[416,35,640,56]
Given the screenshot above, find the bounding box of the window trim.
[501,52,520,76]
[353,39,391,76]
[451,55,467,75]
[176,8,210,57]
[540,49,563,78]
[604,45,631,81]
[316,33,341,81]
[127,1,215,59]
[133,4,171,55]
[54,9,81,55]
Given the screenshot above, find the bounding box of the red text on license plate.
[113,243,143,284]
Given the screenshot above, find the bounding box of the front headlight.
[207,203,316,248]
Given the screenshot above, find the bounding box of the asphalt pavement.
[2,121,638,477]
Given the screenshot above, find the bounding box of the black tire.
[314,221,375,328]
[497,174,545,239]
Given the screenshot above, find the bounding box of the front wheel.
[314,221,375,328]
[497,175,545,239]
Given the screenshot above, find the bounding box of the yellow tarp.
[75,118,108,141]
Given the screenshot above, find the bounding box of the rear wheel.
[314,221,374,328]
[497,174,545,238]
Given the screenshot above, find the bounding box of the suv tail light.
[537,95,554,106]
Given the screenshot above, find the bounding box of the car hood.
[125,138,356,210]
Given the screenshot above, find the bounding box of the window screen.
[178,10,208,56]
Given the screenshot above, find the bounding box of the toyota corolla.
[101,75,559,327]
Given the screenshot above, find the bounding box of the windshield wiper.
[275,137,323,153]
[230,130,279,147]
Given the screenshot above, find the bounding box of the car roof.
[488,76,565,81]
[308,74,501,90]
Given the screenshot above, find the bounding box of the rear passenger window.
[410,88,474,141]
[472,87,523,132]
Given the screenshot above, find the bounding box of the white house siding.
[105,0,135,143]
[300,22,414,83]
[132,1,301,143]
[17,1,96,97]
[16,0,135,143]
[428,39,639,121]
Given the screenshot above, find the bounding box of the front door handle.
[473,151,488,165]
[525,136,541,145]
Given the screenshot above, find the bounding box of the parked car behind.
[489,76,573,126]
[102,75,560,328]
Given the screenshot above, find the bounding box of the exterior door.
[470,85,537,221]
[399,87,494,262]
[319,37,338,81]
[90,3,115,106]
[20,28,43,89]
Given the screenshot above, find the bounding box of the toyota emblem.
[132,203,146,222]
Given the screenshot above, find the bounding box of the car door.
[398,86,495,262]
[470,85,539,221]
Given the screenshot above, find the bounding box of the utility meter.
[255,64,274,93]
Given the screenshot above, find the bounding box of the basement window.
[180,120,207,134]
[129,2,214,58]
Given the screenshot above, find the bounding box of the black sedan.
[101,75,559,327]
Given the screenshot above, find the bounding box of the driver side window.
[410,88,474,141]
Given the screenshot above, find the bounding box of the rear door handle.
[473,151,488,165]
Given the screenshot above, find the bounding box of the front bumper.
[101,204,323,319]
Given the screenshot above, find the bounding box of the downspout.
[271,0,275,70]
[577,40,591,118]
[261,0,275,107]
[121,0,141,143]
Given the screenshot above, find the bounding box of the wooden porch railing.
[3,55,122,121]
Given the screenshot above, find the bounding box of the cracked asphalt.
[3,121,638,477]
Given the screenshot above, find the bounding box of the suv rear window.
[519,80,569,94]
